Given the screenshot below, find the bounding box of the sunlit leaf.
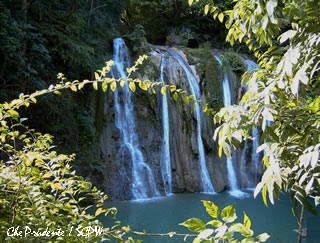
[204,4,210,15]
[161,86,167,95]
[111,81,117,92]
[257,233,270,242]
[243,212,251,229]
[179,218,206,233]
[221,204,237,223]
[129,82,136,92]
[202,201,219,218]
[173,92,178,101]
[218,12,224,23]
[93,81,98,90]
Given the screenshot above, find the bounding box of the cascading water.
[245,59,261,187]
[215,55,244,197]
[159,53,172,195]
[112,38,160,199]
[168,49,215,193]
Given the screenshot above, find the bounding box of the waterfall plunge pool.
[101,191,320,243]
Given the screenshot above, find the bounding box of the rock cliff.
[95,43,260,200]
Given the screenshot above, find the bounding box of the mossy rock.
[136,55,160,82]
[181,44,223,111]
[221,51,246,74]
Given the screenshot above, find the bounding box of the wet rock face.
[98,45,256,200]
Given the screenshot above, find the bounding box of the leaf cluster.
[180,200,269,242]
[197,0,320,215]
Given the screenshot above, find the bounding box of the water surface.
[103,191,319,242]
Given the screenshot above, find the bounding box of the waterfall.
[240,142,250,186]
[168,49,215,194]
[112,38,160,199]
[245,59,261,187]
[159,53,172,195]
[215,55,245,197]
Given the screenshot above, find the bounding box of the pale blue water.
[102,192,319,243]
[215,55,241,196]
[112,38,160,199]
[160,53,172,195]
[168,49,215,193]
[245,58,262,187]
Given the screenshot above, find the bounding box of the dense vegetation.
[0,0,234,175]
[1,0,319,242]
[205,0,320,228]
[0,0,126,173]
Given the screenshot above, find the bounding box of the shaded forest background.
[0,0,237,175]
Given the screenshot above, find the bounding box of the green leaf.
[102,81,108,92]
[204,4,209,15]
[94,72,100,81]
[213,11,219,20]
[279,30,297,44]
[43,172,53,179]
[51,183,62,189]
[207,220,222,228]
[95,208,105,217]
[239,225,254,237]
[139,82,148,91]
[223,142,232,157]
[78,82,85,90]
[218,142,224,158]
[215,225,228,238]
[243,212,251,229]
[266,0,275,16]
[129,82,136,92]
[202,200,219,218]
[241,237,254,243]
[221,204,237,223]
[179,218,206,233]
[262,184,269,207]
[7,110,20,119]
[184,96,190,104]
[111,81,117,92]
[202,104,208,113]
[93,81,98,90]
[218,12,224,23]
[228,223,242,232]
[295,192,317,215]
[256,233,270,242]
[70,85,77,92]
[195,229,214,241]
[173,92,178,101]
[161,86,167,95]
[315,196,320,206]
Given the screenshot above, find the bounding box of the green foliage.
[124,24,148,53]
[122,0,232,46]
[0,54,222,242]
[0,69,139,242]
[198,0,320,216]
[182,44,223,111]
[1,56,191,242]
[180,200,270,242]
[222,51,246,74]
[0,0,126,180]
[166,27,196,47]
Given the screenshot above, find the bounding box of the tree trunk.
[297,206,305,243]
